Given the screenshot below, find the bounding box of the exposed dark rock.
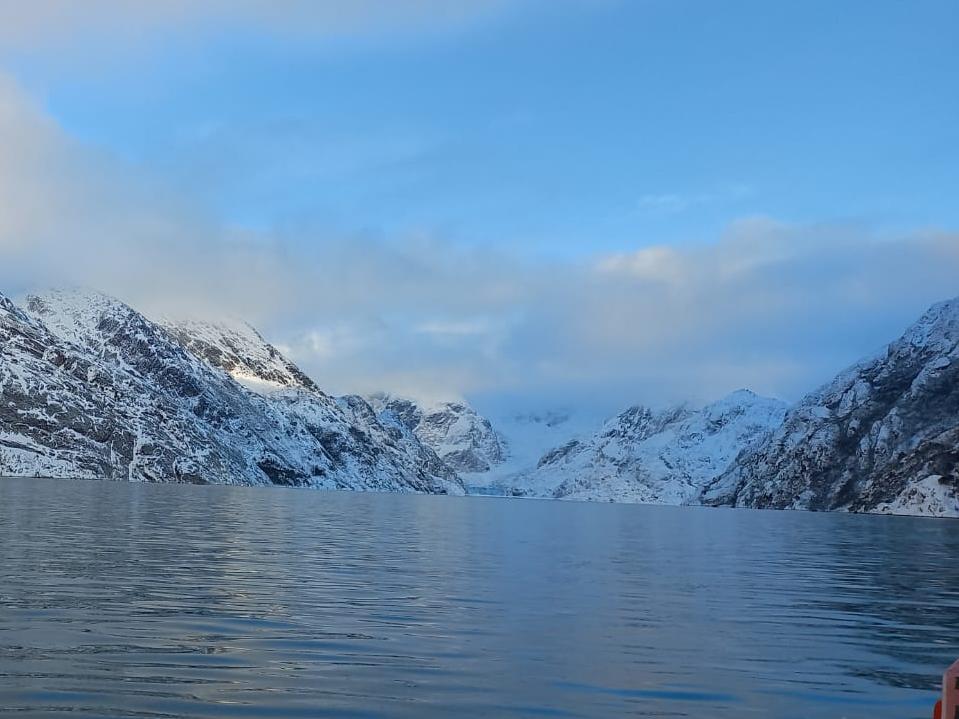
[704,298,959,516]
[0,289,463,495]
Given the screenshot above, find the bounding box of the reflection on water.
[1,477,957,718]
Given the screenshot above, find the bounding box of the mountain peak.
[27,287,130,316]
[722,388,759,401]
[700,389,785,420]
[163,317,320,395]
[368,393,507,474]
[25,287,147,350]
[900,295,959,349]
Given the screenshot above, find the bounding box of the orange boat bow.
[940,659,959,719]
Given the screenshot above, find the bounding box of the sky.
[0,0,957,414]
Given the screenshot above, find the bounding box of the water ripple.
[1,478,958,718]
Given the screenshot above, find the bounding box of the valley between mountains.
[1,288,957,517]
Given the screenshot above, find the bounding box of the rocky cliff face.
[366,393,507,473]
[703,298,959,517]
[1,291,250,483]
[0,289,462,494]
[509,390,787,504]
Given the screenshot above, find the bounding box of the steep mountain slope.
[510,390,787,504]
[1,291,249,482]
[366,393,507,473]
[163,318,318,394]
[7,290,461,493]
[162,315,462,493]
[704,298,959,517]
[0,291,114,478]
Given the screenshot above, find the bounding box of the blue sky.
[0,0,957,410]
[9,0,958,254]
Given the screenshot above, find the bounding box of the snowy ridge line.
[505,390,788,505]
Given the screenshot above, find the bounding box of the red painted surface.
[942,659,959,719]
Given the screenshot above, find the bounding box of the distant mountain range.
[509,391,788,505]
[1,288,956,516]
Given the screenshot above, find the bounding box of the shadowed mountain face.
[160,318,461,493]
[0,289,462,495]
[704,298,959,517]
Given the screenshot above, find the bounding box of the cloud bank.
[1,73,957,412]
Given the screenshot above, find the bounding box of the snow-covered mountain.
[1,289,462,494]
[703,298,959,517]
[466,407,604,490]
[164,317,318,394]
[6,286,959,516]
[366,393,507,473]
[167,319,463,494]
[0,292,203,480]
[509,390,787,504]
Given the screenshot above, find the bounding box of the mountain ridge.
[2,288,463,494]
[702,297,959,516]
[507,389,788,504]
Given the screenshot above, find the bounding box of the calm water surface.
[1,477,958,718]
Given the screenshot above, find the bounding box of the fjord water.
[1,479,957,719]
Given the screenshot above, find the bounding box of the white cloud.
[0,73,957,412]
